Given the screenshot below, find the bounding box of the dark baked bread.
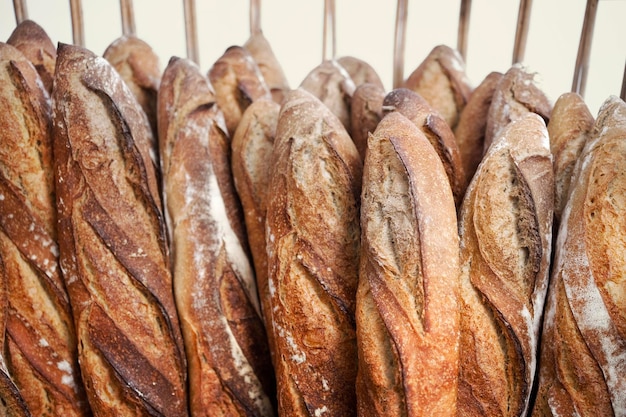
[532,96,626,416]
[350,82,385,161]
[457,113,554,417]
[265,87,362,417]
[243,31,290,105]
[159,56,275,417]
[52,43,188,416]
[356,111,461,416]
[403,44,473,130]
[0,41,90,417]
[337,56,384,89]
[6,20,56,94]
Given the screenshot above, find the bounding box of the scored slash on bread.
[457,113,554,417]
[356,111,461,416]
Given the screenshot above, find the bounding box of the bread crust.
[336,56,384,90]
[355,111,460,416]
[457,113,554,417]
[533,96,626,416]
[243,32,290,105]
[454,71,503,185]
[265,88,362,417]
[547,92,594,223]
[6,20,56,94]
[159,56,275,417]
[350,82,384,162]
[208,45,272,137]
[403,44,473,130]
[52,43,187,416]
[383,88,466,207]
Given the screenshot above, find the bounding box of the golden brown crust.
[350,82,385,162]
[208,45,272,137]
[299,59,356,136]
[457,113,554,417]
[336,56,384,90]
[103,35,162,153]
[265,88,362,417]
[52,43,187,416]
[403,44,473,130]
[355,111,460,417]
[484,64,552,152]
[243,32,290,105]
[0,42,90,416]
[547,92,595,223]
[231,98,280,367]
[6,20,56,94]
[159,56,275,417]
[533,96,626,416]
[454,71,503,186]
[383,88,466,207]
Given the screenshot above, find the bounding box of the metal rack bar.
[393,0,408,88]
[572,0,599,97]
[322,0,336,61]
[69,0,85,47]
[457,0,471,61]
[120,0,136,36]
[512,0,532,63]
[183,0,199,63]
[13,0,28,24]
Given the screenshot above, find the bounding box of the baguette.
[103,35,162,154]
[456,113,554,417]
[403,44,473,130]
[208,45,272,137]
[0,42,89,416]
[6,19,56,94]
[355,111,460,416]
[159,56,275,417]
[484,63,552,152]
[265,87,362,417]
[52,43,188,416]
[350,82,385,161]
[299,59,356,136]
[453,71,503,185]
[231,97,281,367]
[243,31,290,105]
[547,92,594,223]
[532,96,626,416]
[337,56,384,89]
[383,88,466,207]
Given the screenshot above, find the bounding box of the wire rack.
[2,0,625,116]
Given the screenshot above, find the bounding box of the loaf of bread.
[532,95,626,416]
[243,31,290,104]
[6,19,56,94]
[103,34,162,154]
[52,43,188,416]
[403,44,473,130]
[453,71,503,185]
[299,59,356,136]
[547,92,594,223]
[231,97,280,367]
[350,82,385,161]
[159,56,275,417]
[0,42,90,416]
[457,113,554,417]
[484,63,552,152]
[208,45,272,137]
[336,56,384,89]
[382,87,466,207]
[265,87,362,417]
[356,111,460,416]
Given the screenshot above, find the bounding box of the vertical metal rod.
[572,0,599,97]
[70,0,85,47]
[120,0,136,36]
[250,0,261,36]
[620,59,626,101]
[457,0,471,61]
[13,0,28,24]
[393,0,408,89]
[183,0,199,64]
[512,0,533,64]
[322,0,336,61]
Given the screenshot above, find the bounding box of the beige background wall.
[1,0,624,117]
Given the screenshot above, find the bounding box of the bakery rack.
[3,0,626,115]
